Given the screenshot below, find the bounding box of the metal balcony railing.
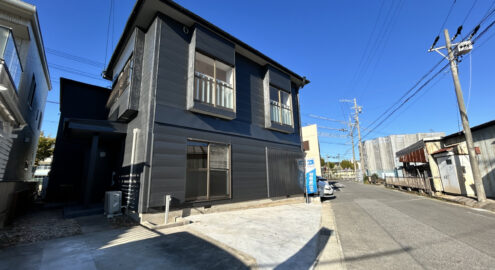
[270,100,292,126]
[0,26,22,92]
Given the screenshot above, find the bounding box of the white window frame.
[270,85,293,126]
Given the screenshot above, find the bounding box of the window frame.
[106,55,133,108]
[269,85,293,127]
[185,138,232,202]
[28,75,36,108]
[188,51,237,119]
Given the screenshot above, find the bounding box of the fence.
[385,177,433,194]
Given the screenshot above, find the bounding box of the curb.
[314,202,346,270]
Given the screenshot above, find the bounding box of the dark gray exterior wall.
[109,14,304,212]
[143,15,303,209]
[116,19,160,212]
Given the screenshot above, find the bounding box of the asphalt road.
[329,180,495,270]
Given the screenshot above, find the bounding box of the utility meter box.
[104,191,122,218]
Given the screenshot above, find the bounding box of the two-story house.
[0,0,51,181]
[48,0,308,216]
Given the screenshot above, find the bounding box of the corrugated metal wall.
[364,132,444,178]
[267,148,304,197]
[444,126,495,198]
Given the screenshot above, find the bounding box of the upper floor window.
[28,75,36,108]
[0,26,22,91]
[194,52,234,110]
[270,86,292,126]
[107,56,133,107]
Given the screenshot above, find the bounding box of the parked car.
[317,176,334,199]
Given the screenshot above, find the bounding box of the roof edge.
[103,0,309,87]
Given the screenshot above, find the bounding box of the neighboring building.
[394,120,495,198]
[395,137,444,192]
[33,156,51,182]
[33,156,51,198]
[48,0,309,215]
[363,132,444,178]
[0,0,51,181]
[437,120,495,198]
[302,124,322,176]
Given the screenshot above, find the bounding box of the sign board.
[305,158,317,194]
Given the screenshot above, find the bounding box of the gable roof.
[103,0,309,87]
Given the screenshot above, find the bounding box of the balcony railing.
[194,71,233,110]
[270,100,292,126]
[0,26,22,92]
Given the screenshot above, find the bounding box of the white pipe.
[164,195,171,224]
[128,128,139,210]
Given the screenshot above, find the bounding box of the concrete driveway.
[186,203,322,269]
[0,202,323,270]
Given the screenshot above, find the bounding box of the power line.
[436,0,457,37]
[363,8,495,140]
[46,48,104,68]
[50,63,107,81]
[362,64,450,139]
[462,0,478,25]
[104,0,114,68]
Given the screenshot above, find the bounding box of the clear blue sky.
[27,0,495,162]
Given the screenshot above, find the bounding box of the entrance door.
[437,155,461,194]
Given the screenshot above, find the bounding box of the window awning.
[396,140,427,163]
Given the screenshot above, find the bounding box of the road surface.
[329,181,495,269]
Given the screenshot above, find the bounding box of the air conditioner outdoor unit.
[104,191,122,218]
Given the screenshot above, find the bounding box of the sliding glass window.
[186,140,231,202]
[194,52,234,110]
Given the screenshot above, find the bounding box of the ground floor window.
[186,140,231,201]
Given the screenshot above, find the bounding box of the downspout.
[127,128,139,212]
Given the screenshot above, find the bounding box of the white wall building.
[0,0,51,180]
[302,124,322,176]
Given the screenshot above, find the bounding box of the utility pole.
[429,28,486,202]
[349,116,357,181]
[353,98,365,182]
[341,98,365,182]
[442,29,486,202]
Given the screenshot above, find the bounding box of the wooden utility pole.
[444,29,486,202]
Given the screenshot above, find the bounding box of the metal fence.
[385,176,433,194]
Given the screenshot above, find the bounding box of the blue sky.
[27,0,495,162]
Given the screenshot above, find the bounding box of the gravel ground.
[0,209,139,249]
[0,209,81,249]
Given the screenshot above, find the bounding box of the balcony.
[189,71,236,120]
[0,26,24,127]
[0,26,22,91]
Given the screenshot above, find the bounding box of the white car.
[317,177,334,198]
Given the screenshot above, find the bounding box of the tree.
[320,157,325,167]
[36,132,55,165]
[326,162,335,169]
[340,160,354,170]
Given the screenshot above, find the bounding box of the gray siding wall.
[118,18,161,212]
[0,136,13,179]
[443,126,495,198]
[3,14,50,181]
[149,124,302,207]
[143,15,303,208]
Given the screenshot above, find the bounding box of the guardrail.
[385,177,433,194]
